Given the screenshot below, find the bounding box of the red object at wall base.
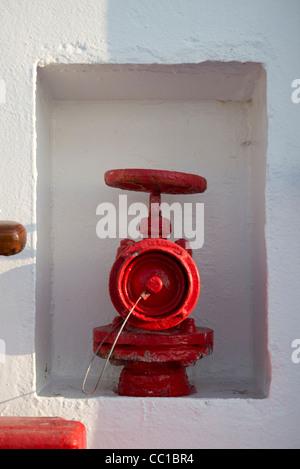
[0,417,87,449]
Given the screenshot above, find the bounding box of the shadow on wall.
[0,264,35,356]
[104,2,204,62]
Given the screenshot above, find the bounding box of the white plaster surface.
[0,0,299,449]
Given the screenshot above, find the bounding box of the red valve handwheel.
[104,168,207,195]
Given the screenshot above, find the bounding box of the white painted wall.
[0,0,299,449]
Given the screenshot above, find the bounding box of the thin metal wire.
[82,294,145,396]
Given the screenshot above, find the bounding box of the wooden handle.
[0,221,27,256]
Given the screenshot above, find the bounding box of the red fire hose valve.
[86,168,213,397]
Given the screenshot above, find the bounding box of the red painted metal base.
[118,362,195,397]
[0,417,87,449]
[93,317,213,397]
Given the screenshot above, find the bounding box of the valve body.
[109,237,200,330]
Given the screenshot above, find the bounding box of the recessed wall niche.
[35,62,269,399]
